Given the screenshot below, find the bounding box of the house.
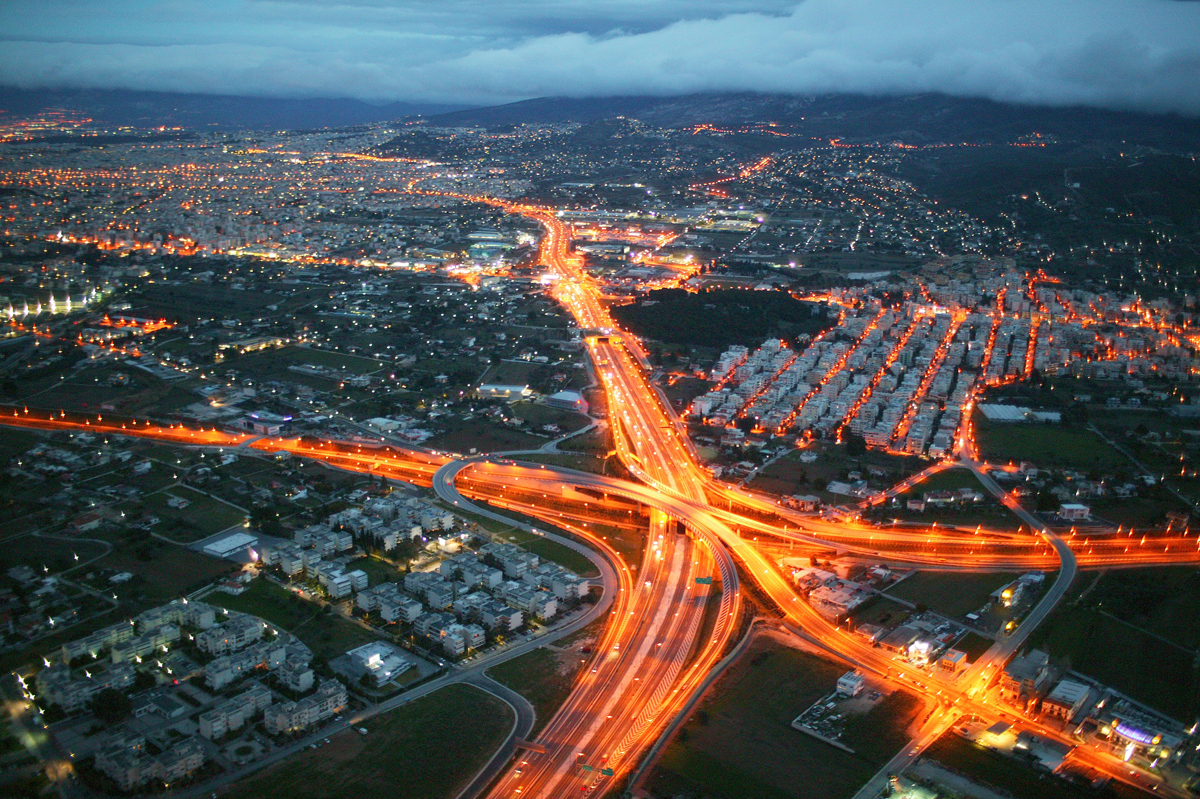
[938,649,968,675]
[1058,503,1091,520]
[837,671,865,697]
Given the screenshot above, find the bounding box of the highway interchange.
[5,198,1200,798]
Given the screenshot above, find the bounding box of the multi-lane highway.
[3,197,1198,798]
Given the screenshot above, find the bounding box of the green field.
[425,421,544,454]
[885,571,1014,618]
[487,646,585,735]
[497,528,600,578]
[1029,605,1198,719]
[647,635,917,799]
[98,544,235,606]
[224,684,513,799]
[903,468,987,496]
[143,486,246,540]
[954,631,995,661]
[206,579,379,661]
[346,556,400,586]
[974,417,1127,471]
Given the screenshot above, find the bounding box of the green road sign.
[601,768,614,777]
[580,765,593,772]
[695,576,713,585]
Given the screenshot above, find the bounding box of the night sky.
[1,0,1197,113]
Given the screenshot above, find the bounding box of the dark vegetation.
[611,288,834,348]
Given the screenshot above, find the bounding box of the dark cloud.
[0,0,1197,115]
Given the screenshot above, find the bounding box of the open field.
[488,645,586,735]
[224,683,513,799]
[903,468,987,495]
[509,401,591,433]
[425,421,544,454]
[345,556,400,586]
[0,428,45,461]
[142,486,246,540]
[1029,604,1198,719]
[516,452,608,475]
[499,528,599,578]
[974,417,1127,471]
[0,534,109,574]
[98,544,235,605]
[646,634,917,799]
[206,579,317,631]
[1089,566,1200,650]
[953,631,995,661]
[885,571,1013,619]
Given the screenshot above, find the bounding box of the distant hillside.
[431,92,1200,149]
[0,87,472,131]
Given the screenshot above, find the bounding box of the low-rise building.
[264,679,347,735]
[346,642,412,686]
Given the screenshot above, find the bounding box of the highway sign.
[601,768,614,776]
[695,576,713,585]
[580,765,593,772]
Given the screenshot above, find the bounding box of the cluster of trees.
[611,288,834,349]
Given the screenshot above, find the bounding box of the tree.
[91,687,131,724]
[844,433,867,456]
[1063,403,1088,427]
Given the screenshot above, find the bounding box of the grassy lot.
[647,635,913,799]
[207,579,317,631]
[885,571,1014,618]
[480,359,552,386]
[588,523,647,573]
[953,631,995,661]
[0,534,109,574]
[1024,567,1200,719]
[425,421,544,454]
[517,452,608,475]
[233,345,389,377]
[207,579,380,662]
[662,376,713,411]
[924,732,1149,799]
[1090,566,1200,650]
[0,428,44,462]
[848,596,911,630]
[488,645,586,735]
[224,684,513,799]
[346,556,400,586]
[974,417,1127,471]
[839,691,924,762]
[903,468,987,495]
[99,544,236,605]
[509,401,591,433]
[748,443,923,502]
[500,529,599,578]
[142,486,246,539]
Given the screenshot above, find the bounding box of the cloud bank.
[1,0,1198,115]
